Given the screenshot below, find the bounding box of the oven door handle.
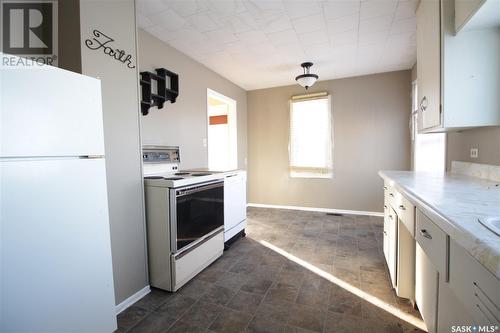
[176,181,223,197]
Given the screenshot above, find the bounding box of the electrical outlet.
[470,148,479,159]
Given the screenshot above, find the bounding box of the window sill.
[290,171,333,179]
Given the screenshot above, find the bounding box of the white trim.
[115,285,151,315]
[247,203,383,217]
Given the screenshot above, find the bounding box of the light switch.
[470,148,479,159]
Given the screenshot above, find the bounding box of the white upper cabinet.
[455,0,486,32]
[456,0,500,33]
[416,0,500,133]
[416,0,442,131]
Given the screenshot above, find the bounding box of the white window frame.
[289,93,333,179]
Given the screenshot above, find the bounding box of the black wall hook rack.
[140,68,179,115]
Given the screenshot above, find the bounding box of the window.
[411,81,446,172]
[289,95,333,178]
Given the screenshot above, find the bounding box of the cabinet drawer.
[415,209,448,277]
[449,240,500,325]
[396,194,415,237]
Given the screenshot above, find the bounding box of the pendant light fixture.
[295,62,318,90]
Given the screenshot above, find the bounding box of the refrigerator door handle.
[80,155,105,159]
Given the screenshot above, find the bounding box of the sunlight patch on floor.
[259,239,428,332]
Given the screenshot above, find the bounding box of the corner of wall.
[58,0,82,73]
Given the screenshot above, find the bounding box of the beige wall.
[138,29,247,170]
[447,127,500,168]
[80,0,147,305]
[247,71,412,213]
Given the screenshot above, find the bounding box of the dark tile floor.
[116,207,425,333]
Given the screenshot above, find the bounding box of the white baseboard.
[247,203,383,217]
[115,285,151,315]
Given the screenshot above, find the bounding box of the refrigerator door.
[0,158,116,332]
[1,62,105,157]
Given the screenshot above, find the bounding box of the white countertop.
[379,170,500,279]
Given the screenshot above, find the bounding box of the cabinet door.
[383,202,390,264]
[454,0,485,33]
[449,240,500,326]
[438,276,474,332]
[415,244,438,333]
[388,208,398,288]
[396,218,415,301]
[417,0,442,131]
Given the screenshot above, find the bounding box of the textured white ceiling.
[136,0,418,90]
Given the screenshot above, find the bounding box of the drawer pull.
[383,231,387,236]
[389,193,394,197]
[384,186,388,190]
[389,215,394,221]
[419,229,432,239]
[384,205,387,209]
[399,205,406,211]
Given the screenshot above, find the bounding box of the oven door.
[170,180,224,253]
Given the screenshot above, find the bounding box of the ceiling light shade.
[295,62,318,90]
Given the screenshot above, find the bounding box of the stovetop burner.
[191,173,211,176]
[174,172,190,175]
[163,177,184,180]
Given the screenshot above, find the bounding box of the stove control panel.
[142,146,180,163]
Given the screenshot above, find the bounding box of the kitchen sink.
[478,217,500,236]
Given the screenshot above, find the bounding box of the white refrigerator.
[0,56,117,332]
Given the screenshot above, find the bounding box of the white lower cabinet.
[438,274,474,332]
[415,243,439,333]
[448,240,500,326]
[415,209,449,333]
[384,183,416,299]
[396,218,415,301]
[383,202,390,264]
[382,181,500,333]
[387,207,398,288]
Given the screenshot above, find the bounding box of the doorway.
[207,89,237,171]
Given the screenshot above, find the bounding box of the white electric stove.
[143,146,225,188]
[142,145,225,291]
